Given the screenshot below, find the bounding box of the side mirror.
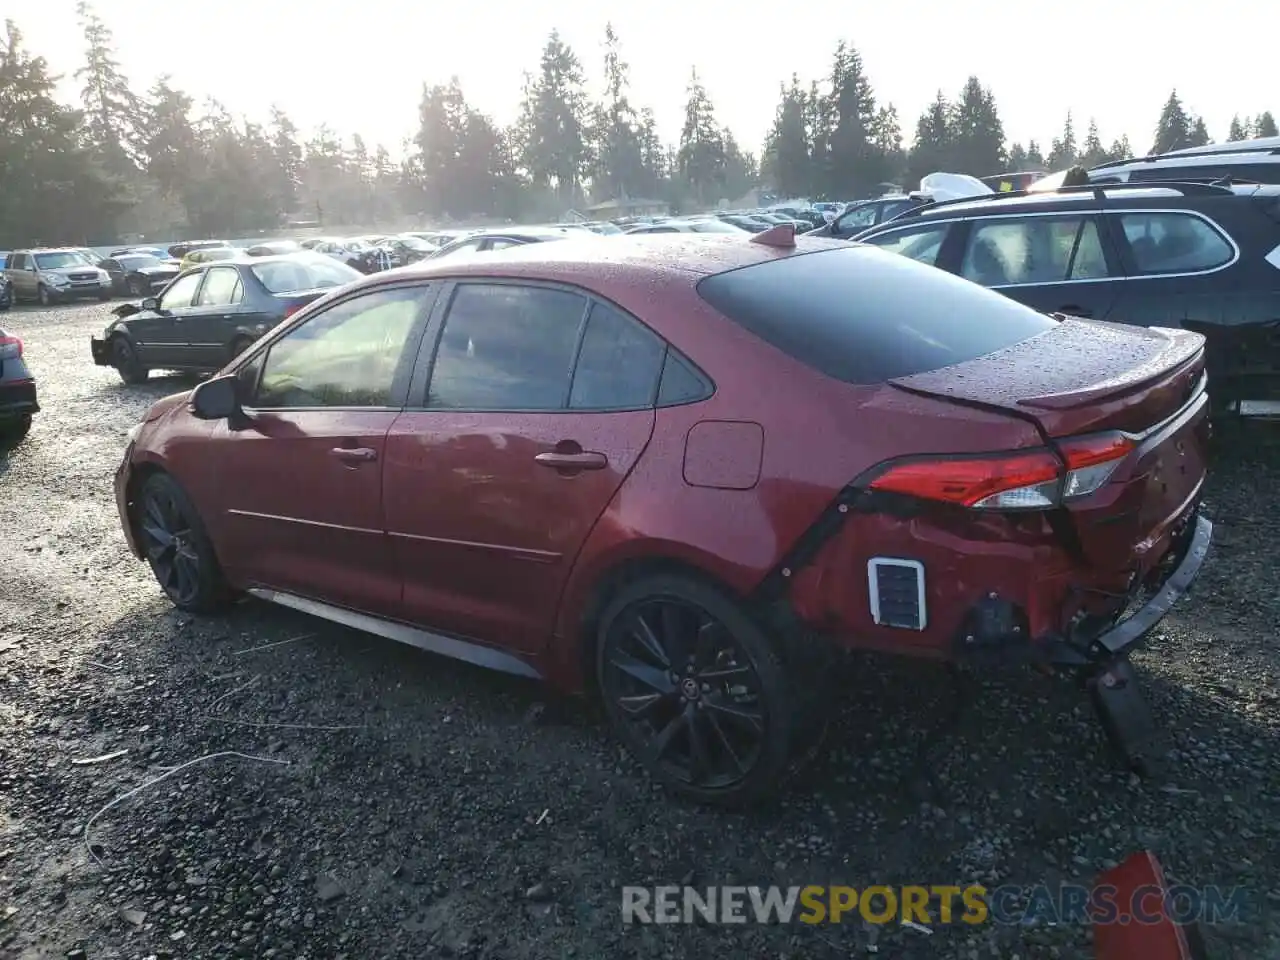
[141,297,160,311]
[190,375,241,420]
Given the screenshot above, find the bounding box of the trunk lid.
[890,318,1210,572]
[273,289,331,317]
[888,318,1205,436]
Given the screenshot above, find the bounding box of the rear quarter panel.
[547,287,1045,687]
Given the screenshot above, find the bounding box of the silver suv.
[3,248,113,306]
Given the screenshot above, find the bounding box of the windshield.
[34,252,92,269]
[119,256,163,268]
[251,254,362,293]
[690,220,746,234]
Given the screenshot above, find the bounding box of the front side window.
[196,267,243,306]
[959,216,1109,286]
[427,284,587,410]
[253,286,425,408]
[1116,212,1234,275]
[158,272,204,310]
[861,224,950,266]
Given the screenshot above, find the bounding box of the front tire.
[111,335,149,384]
[37,284,54,306]
[135,472,232,613]
[596,574,795,806]
[0,415,32,448]
[129,276,146,296]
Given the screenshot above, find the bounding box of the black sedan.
[101,253,183,297]
[427,227,580,260]
[0,275,12,311]
[1,326,37,446]
[90,253,362,384]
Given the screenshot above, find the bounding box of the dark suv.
[1032,136,1280,191]
[852,181,1280,412]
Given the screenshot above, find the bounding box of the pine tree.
[1152,90,1190,153]
[1256,112,1278,138]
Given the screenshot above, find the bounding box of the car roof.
[380,233,848,288]
[879,181,1279,223]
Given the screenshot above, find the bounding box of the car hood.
[134,265,179,275]
[44,265,100,275]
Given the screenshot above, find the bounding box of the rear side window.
[861,224,949,266]
[959,216,1109,285]
[1115,212,1234,275]
[569,302,665,410]
[696,246,1057,384]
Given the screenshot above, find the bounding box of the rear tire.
[111,335,149,384]
[0,415,32,448]
[595,574,796,806]
[135,472,233,613]
[98,291,112,302]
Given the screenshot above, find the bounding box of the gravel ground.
[1,302,1278,960]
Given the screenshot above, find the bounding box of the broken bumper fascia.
[1046,513,1213,668]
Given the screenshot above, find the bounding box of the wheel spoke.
[650,710,687,762]
[617,692,668,717]
[687,705,711,783]
[609,651,675,694]
[174,551,198,600]
[660,602,692,665]
[141,522,172,547]
[702,698,764,735]
[704,709,747,774]
[629,612,671,668]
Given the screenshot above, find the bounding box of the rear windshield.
[251,255,361,294]
[696,246,1058,384]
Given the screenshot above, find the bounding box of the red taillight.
[0,335,21,360]
[868,450,1061,508]
[867,431,1136,510]
[1058,431,1136,500]
[282,303,302,319]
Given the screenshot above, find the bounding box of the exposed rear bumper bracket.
[1048,513,1213,667]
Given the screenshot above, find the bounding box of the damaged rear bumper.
[1046,513,1213,668]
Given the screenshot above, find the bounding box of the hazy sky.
[15,0,1272,163]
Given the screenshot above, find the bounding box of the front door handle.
[331,446,377,463]
[534,451,607,470]
[1059,304,1092,318]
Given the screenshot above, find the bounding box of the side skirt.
[246,587,543,680]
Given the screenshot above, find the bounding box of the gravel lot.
[1,302,1278,960]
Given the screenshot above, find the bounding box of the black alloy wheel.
[597,575,794,805]
[129,276,146,296]
[136,473,231,613]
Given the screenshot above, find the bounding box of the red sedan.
[115,227,1213,804]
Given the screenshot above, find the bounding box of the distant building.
[585,197,670,218]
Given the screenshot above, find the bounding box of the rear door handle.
[534,451,607,470]
[331,446,377,463]
[1059,304,1092,318]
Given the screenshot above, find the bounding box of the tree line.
[2,6,1277,246]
